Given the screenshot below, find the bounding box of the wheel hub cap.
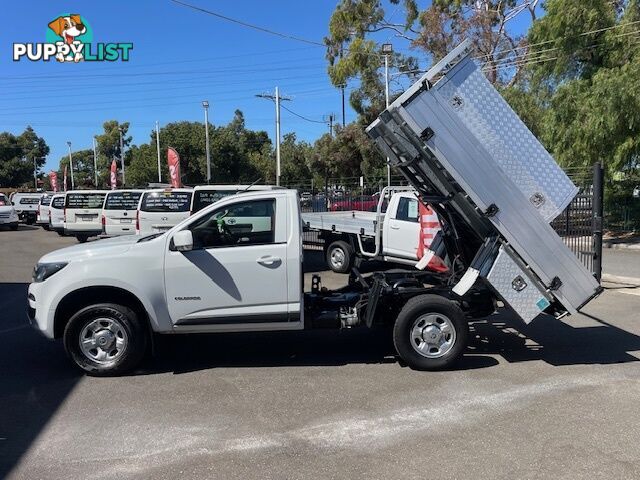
[331,248,345,268]
[79,317,128,365]
[410,313,456,359]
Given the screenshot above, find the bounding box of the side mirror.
[173,230,193,252]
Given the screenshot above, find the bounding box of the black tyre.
[10,223,18,231]
[42,224,50,231]
[57,230,65,236]
[326,240,354,274]
[393,294,468,371]
[63,303,148,376]
[77,234,88,243]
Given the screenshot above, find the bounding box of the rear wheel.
[76,234,88,243]
[326,240,354,274]
[393,294,468,370]
[10,223,18,231]
[42,224,50,231]
[57,230,64,236]
[63,303,148,376]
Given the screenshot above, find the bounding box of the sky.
[0,1,536,174]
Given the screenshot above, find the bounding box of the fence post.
[592,162,605,282]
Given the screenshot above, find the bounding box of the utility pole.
[66,141,75,190]
[382,43,393,188]
[326,114,335,137]
[33,156,37,189]
[340,84,346,127]
[202,100,211,183]
[92,137,99,187]
[118,127,125,187]
[155,121,162,182]
[256,87,291,186]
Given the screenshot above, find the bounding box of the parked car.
[102,190,144,236]
[48,193,66,236]
[329,195,378,212]
[136,188,193,235]
[36,192,54,230]
[64,190,108,243]
[0,193,19,230]
[11,192,42,224]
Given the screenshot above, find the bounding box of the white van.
[11,192,42,224]
[102,190,144,236]
[191,185,279,214]
[48,193,66,235]
[36,193,54,230]
[64,190,108,242]
[136,188,193,235]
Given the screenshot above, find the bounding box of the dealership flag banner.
[415,201,448,273]
[110,159,117,190]
[49,171,58,192]
[63,165,67,191]
[167,147,181,188]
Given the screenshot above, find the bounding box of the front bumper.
[27,282,55,339]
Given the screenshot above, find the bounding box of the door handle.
[257,255,281,266]
[390,225,400,230]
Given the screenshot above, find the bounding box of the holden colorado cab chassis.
[27,40,600,375]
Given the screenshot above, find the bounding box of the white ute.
[28,41,601,376]
[0,193,19,230]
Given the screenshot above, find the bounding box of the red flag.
[416,201,448,272]
[110,159,117,190]
[167,147,181,188]
[49,171,58,192]
[63,165,68,191]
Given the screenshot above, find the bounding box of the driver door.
[164,195,293,328]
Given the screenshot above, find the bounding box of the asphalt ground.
[2,225,640,479]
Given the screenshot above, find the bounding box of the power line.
[281,104,327,124]
[171,0,325,46]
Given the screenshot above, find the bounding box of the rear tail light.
[63,207,66,223]
[136,210,140,232]
[101,214,106,234]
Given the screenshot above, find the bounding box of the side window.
[396,197,419,223]
[189,199,276,249]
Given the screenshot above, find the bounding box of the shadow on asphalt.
[3,280,640,477]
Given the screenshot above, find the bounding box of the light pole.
[382,43,393,187]
[92,137,99,187]
[202,101,211,184]
[118,127,125,187]
[66,141,75,190]
[33,156,37,189]
[155,121,162,182]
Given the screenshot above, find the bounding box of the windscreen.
[104,191,142,210]
[51,196,65,208]
[65,193,106,209]
[141,191,192,212]
[192,190,236,213]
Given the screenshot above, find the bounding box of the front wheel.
[393,294,468,371]
[63,303,148,376]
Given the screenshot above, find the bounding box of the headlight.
[32,262,68,283]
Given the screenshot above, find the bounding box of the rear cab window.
[192,190,236,213]
[39,194,53,206]
[104,191,142,210]
[65,193,106,209]
[141,191,192,212]
[19,197,40,205]
[51,196,65,208]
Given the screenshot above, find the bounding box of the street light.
[202,100,211,183]
[118,127,125,187]
[382,43,393,187]
[66,141,75,190]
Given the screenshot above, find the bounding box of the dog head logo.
[47,14,90,62]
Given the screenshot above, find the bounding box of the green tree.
[95,120,131,186]
[0,126,49,188]
[59,149,98,189]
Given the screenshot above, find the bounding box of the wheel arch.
[54,286,152,339]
